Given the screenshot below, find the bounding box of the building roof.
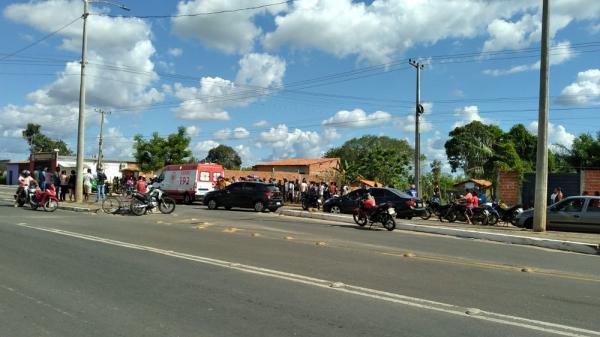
[7,160,31,164]
[453,178,493,189]
[254,158,339,167]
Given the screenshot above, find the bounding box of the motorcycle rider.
[14,170,37,207]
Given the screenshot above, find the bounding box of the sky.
[1,0,599,171]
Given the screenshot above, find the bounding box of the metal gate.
[521,172,580,209]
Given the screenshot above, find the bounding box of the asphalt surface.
[1,202,600,337]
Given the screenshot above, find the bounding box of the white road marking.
[12,223,600,337]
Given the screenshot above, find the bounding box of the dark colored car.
[323,187,426,219]
[515,196,600,232]
[203,182,283,212]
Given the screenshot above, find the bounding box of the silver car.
[515,196,600,232]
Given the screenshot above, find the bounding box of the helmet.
[22,170,30,177]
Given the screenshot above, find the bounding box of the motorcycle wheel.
[447,211,457,223]
[420,208,432,220]
[488,213,499,226]
[43,199,58,212]
[353,211,367,227]
[382,214,396,231]
[130,198,147,216]
[158,197,176,214]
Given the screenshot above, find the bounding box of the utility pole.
[409,59,424,198]
[96,109,111,170]
[533,0,550,232]
[74,0,129,202]
[74,0,89,203]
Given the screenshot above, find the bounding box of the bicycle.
[102,195,122,214]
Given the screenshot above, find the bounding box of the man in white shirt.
[83,168,94,202]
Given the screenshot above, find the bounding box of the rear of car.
[203,182,283,212]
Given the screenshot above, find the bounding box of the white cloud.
[259,124,322,159]
[483,41,574,76]
[213,127,250,140]
[423,131,451,173]
[171,0,286,54]
[527,122,575,150]
[264,0,540,64]
[234,144,254,167]
[100,128,133,160]
[253,120,269,127]
[171,53,285,120]
[556,68,600,106]
[322,109,391,128]
[453,105,488,128]
[168,48,183,57]
[1,0,162,143]
[323,127,340,142]
[193,140,219,159]
[185,126,201,137]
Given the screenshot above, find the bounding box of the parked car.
[515,196,600,232]
[203,181,283,212]
[323,187,427,219]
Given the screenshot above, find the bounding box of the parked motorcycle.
[422,197,445,220]
[129,184,176,216]
[486,203,523,225]
[439,201,489,225]
[301,193,322,210]
[353,199,396,231]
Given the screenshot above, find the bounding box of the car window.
[389,188,414,199]
[243,183,256,191]
[383,190,398,199]
[585,198,600,212]
[370,189,385,199]
[554,198,585,212]
[199,171,210,182]
[347,189,366,200]
[228,183,242,192]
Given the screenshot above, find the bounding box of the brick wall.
[497,171,521,205]
[582,169,600,194]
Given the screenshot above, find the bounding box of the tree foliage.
[325,135,414,186]
[133,127,192,172]
[556,132,600,169]
[22,123,73,156]
[205,145,242,170]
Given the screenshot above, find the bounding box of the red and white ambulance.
[159,163,224,204]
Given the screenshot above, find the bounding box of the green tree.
[205,145,242,169]
[506,124,537,171]
[430,159,442,186]
[325,135,414,186]
[133,127,192,172]
[22,123,73,155]
[556,132,600,170]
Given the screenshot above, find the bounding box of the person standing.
[44,167,53,191]
[59,170,68,201]
[288,180,295,203]
[95,168,107,202]
[83,168,94,202]
[136,176,147,193]
[68,170,76,201]
[53,167,61,196]
[407,184,417,198]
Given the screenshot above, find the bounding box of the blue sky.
[1,0,599,170]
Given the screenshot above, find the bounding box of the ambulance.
[158,163,224,204]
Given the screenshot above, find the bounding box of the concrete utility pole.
[96,109,111,170]
[409,59,425,198]
[74,0,89,203]
[74,0,129,202]
[533,0,550,232]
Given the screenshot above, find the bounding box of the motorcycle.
[301,193,322,210]
[21,183,59,212]
[439,201,489,225]
[486,202,523,225]
[129,184,176,216]
[422,197,444,220]
[353,199,396,231]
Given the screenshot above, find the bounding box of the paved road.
[1,203,599,337]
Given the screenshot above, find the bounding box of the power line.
[94,0,292,19]
[0,16,81,62]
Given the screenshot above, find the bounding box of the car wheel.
[207,199,218,210]
[254,201,265,212]
[524,218,533,229]
[183,193,192,205]
[330,205,341,214]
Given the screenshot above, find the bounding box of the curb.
[279,209,600,255]
[2,198,96,213]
